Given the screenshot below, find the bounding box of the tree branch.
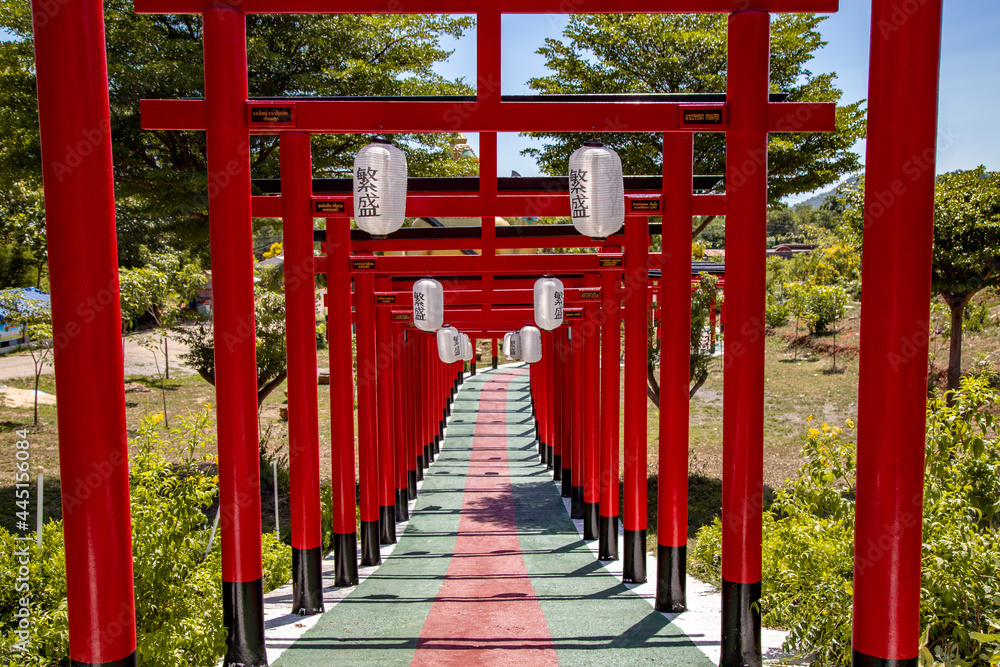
[692,215,717,240]
[257,371,288,407]
[646,363,660,407]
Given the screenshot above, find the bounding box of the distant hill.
[797,175,860,209]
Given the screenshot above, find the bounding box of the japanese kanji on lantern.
[353,138,407,238]
[534,276,565,331]
[520,325,542,364]
[412,278,444,332]
[568,141,625,240]
[436,325,463,364]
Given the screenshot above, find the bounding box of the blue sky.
[3,2,996,203]
[432,1,1000,202]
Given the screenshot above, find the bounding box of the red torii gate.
[29,0,942,665]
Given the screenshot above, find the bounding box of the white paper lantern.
[461,334,473,362]
[502,332,512,358]
[437,326,463,364]
[353,139,407,237]
[520,325,542,364]
[412,278,444,332]
[568,141,625,239]
[534,276,564,331]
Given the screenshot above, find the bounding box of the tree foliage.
[523,14,865,206]
[0,3,477,262]
[0,289,52,425]
[839,168,1000,389]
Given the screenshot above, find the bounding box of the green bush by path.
[0,408,292,666]
[691,378,1000,666]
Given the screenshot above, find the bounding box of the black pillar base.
[539,438,546,459]
[598,515,618,561]
[553,454,562,481]
[223,578,267,667]
[561,467,572,497]
[571,485,585,519]
[407,470,418,499]
[852,650,918,667]
[623,529,647,584]
[471,363,477,376]
[291,546,325,616]
[546,445,554,470]
[721,579,762,667]
[492,355,498,369]
[417,454,425,477]
[434,434,441,455]
[428,441,436,463]
[379,504,396,544]
[583,501,599,540]
[70,652,137,667]
[333,532,359,587]
[655,544,686,613]
[540,441,548,465]
[360,520,381,566]
[395,488,409,522]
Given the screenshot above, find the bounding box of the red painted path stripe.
[412,372,558,667]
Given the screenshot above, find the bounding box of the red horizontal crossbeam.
[374,288,600,307]
[140,99,835,134]
[252,193,727,221]
[135,0,837,14]
[334,253,615,276]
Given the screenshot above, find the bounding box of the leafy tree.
[0,3,477,262]
[647,273,720,404]
[840,168,1000,390]
[0,183,47,288]
[523,14,865,241]
[174,286,287,408]
[0,290,52,425]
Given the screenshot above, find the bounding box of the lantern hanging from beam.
[461,333,473,362]
[412,278,444,332]
[437,325,463,364]
[502,331,522,361]
[353,138,407,238]
[568,141,624,240]
[520,325,542,364]
[534,276,564,331]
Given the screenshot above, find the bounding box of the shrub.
[691,378,1000,666]
[804,284,849,334]
[0,408,293,666]
[765,293,790,330]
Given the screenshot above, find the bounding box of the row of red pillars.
[31,1,943,667]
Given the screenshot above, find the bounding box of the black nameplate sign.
[315,200,346,214]
[630,199,661,212]
[249,105,294,125]
[351,259,376,271]
[681,107,725,126]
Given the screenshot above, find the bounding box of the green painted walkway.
[273,367,713,666]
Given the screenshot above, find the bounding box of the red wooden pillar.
[852,1,943,665]
[31,0,137,662]
[404,329,420,497]
[416,333,429,473]
[545,330,557,472]
[392,323,409,522]
[470,336,478,376]
[559,327,573,497]
[280,132,323,615]
[570,323,586,520]
[202,10,268,664]
[374,276,397,544]
[599,266,623,561]
[540,331,551,466]
[721,12,770,667]
[326,221,358,587]
[582,274,602,540]
[354,266,381,566]
[657,133,695,612]
[623,217,650,583]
